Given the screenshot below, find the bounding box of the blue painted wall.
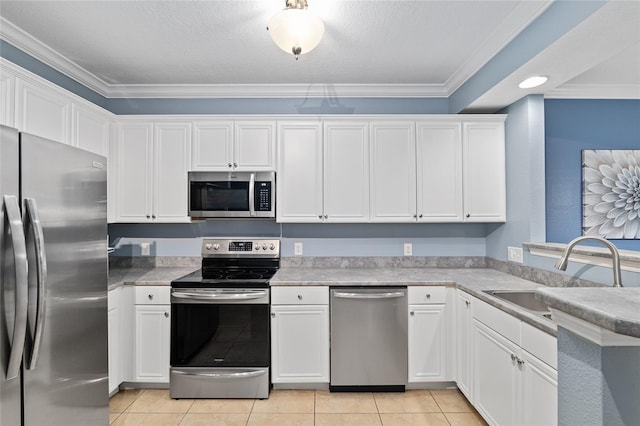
[545,99,640,251]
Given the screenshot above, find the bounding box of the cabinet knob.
[271,312,276,318]
[297,294,303,300]
[148,294,154,300]
[466,213,471,218]
[152,215,156,219]
[164,312,169,318]
[319,215,323,220]
[517,358,525,366]
[410,311,415,316]
[228,163,232,168]
[413,214,417,218]
[324,215,328,219]
[233,163,238,168]
[419,214,423,218]
[426,294,431,299]
[465,300,471,307]
[146,215,151,219]
[510,354,517,362]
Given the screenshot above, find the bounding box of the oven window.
[190,182,249,211]
[171,303,269,368]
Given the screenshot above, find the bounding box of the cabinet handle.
[164,312,169,318]
[148,294,154,300]
[297,295,303,300]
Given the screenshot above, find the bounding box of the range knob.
[254,243,260,250]
[269,243,275,250]
[262,243,268,250]
[205,243,212,251]
[212,243,220,251]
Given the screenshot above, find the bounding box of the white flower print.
[582,150,640,239]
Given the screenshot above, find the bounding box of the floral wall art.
[582,150,640,239]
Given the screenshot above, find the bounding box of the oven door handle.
[171,290,268,301]
[171,369,267,379]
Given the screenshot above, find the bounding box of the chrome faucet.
[555,236,623,287]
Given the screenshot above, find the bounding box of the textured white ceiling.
[0,0,638,108]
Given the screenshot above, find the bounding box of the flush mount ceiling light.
[267,0,324,60]
[518,75,549,89]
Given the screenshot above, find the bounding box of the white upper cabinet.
[0,64,16,127]
[276,121,324,222]
[15,77,71,144]
[71,102,111,156]
[370,121,416,222]
[191,120,275,171]
[114,120,191,223]
[416,121,463,222]
[323,121,370,222]
[463,121,506,221]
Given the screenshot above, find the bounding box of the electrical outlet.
[294,242,303,256]
[404,243,413,256]
[140,242,150,256]
[508,246,523,263]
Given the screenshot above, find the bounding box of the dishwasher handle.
[333,291,405,299]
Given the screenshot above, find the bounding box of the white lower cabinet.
[408,286,448,383]
[107,288,122,394]
[455,290,473,400]
[271,287,329,385]
[471,293,558,426]
[133,286,171,383]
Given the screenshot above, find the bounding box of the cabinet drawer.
[408,286,447,304]
[271,286,328,305]
[134,286,170,305]
[472,297,520,345]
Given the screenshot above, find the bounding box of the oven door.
[169,288,270,399]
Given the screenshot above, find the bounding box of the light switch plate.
[140,242,150,256]
[294,242,303,256]
[508,246,523,263]
[404,243,412,256]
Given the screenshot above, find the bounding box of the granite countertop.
[108,266,197,291]
[272,267,555,335]
[537,287,640,339]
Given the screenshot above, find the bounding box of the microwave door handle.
[249,173,256,217]
[2,195,29,380]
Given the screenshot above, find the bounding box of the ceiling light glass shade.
[518,75,548,89]
[268,1,324,60]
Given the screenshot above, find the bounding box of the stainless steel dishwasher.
[330,287,408,392]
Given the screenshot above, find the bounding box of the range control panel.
[201,238,280,257]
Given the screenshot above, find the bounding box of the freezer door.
[1,125,26,426]
[20,133,108,426]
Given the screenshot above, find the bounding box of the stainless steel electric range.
[169,238,280,399]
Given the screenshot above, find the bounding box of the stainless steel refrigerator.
[1,125,108,425]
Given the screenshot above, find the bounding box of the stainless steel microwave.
[188,171,275,218]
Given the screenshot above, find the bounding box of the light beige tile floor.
[109,388,487,426]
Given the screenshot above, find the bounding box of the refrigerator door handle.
[24,198,48,370]
[2,195,29,380]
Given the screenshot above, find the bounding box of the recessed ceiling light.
[518,76,548,89]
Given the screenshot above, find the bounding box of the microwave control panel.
[255,181,272,211]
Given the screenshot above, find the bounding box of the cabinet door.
[134,305,170,383]
[276,122,323,222]
[115,122,153,222]
[416,122,463,221]
[408,304,447,382]
[463,122,506,222]
[15,77,71,144]
[455,291,473,400]
[235,121,276,170]
[271,305,329,383]
[191,121,234,170]
[0,66,15,127]
[71,102,110,156]
[521,350,558,426]
[370,122,416,222]
[472,319,519,426]
[154,122,191,222]
[323,121,369,222]
[107,288,121,394]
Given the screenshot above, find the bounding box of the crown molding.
[443,0,553,94]
[105,83,449,99]
[545,83,640,100]
[0,17,111,97]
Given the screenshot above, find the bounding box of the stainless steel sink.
[483,290,552,320]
